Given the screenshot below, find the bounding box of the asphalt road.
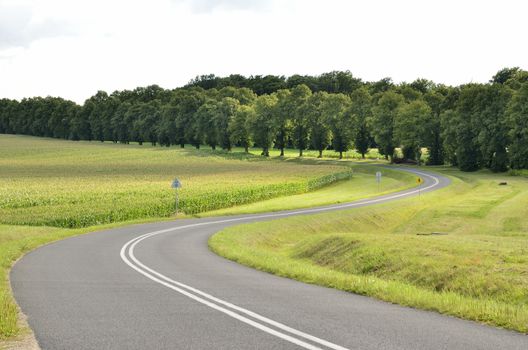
[11,167,528,349]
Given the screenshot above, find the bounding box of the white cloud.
[0,0,77,49]
[0,0,526,103]
[173,0,271,13]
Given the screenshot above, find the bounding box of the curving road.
[11,167,528,349]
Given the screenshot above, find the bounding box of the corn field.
[0,135,351,228]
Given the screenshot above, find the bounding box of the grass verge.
[209,167,528,333]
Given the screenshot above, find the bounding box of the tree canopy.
[1,69,528,172]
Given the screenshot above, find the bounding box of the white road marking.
[120,169,442,350]
[122,234,348,350]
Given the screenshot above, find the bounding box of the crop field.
[210,167,528,332]
[0,135,352,228]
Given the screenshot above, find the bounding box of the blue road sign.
[171,179,182,189]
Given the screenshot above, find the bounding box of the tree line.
[1,68,527,172]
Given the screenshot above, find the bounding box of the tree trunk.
[361,152,365,159]
[180,143,185,148]
[212,145,216,150]
[280,148,284,157]
[339,151,343,159]
[244,146,249,153]
[262,148,269,157]
[318,149,323,158]
[299,148,303,157]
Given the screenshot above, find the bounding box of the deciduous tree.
[251,94,278,156]
[230,105,254,153]
[395,100,432,164]
[371,91,404,162]
[308,92,331,158]
[506,83,528,169]
[349,87,372,158]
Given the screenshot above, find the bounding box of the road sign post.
[416,177,423,197]
[375,171,382,191]
[171,178,182,216]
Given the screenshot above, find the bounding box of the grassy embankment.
[210,167,528,333]
[0,134,411,344]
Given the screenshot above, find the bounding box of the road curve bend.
[11,167,528,349]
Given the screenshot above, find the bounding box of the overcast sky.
[0,0,526,103]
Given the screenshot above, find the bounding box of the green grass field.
[1,134,409,343]
[210,167,528,333]
[245,146,383,160]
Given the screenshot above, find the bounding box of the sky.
[0,0,526,103]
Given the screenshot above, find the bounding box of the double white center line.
[120,169,442,349]
[120,221,349,350]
